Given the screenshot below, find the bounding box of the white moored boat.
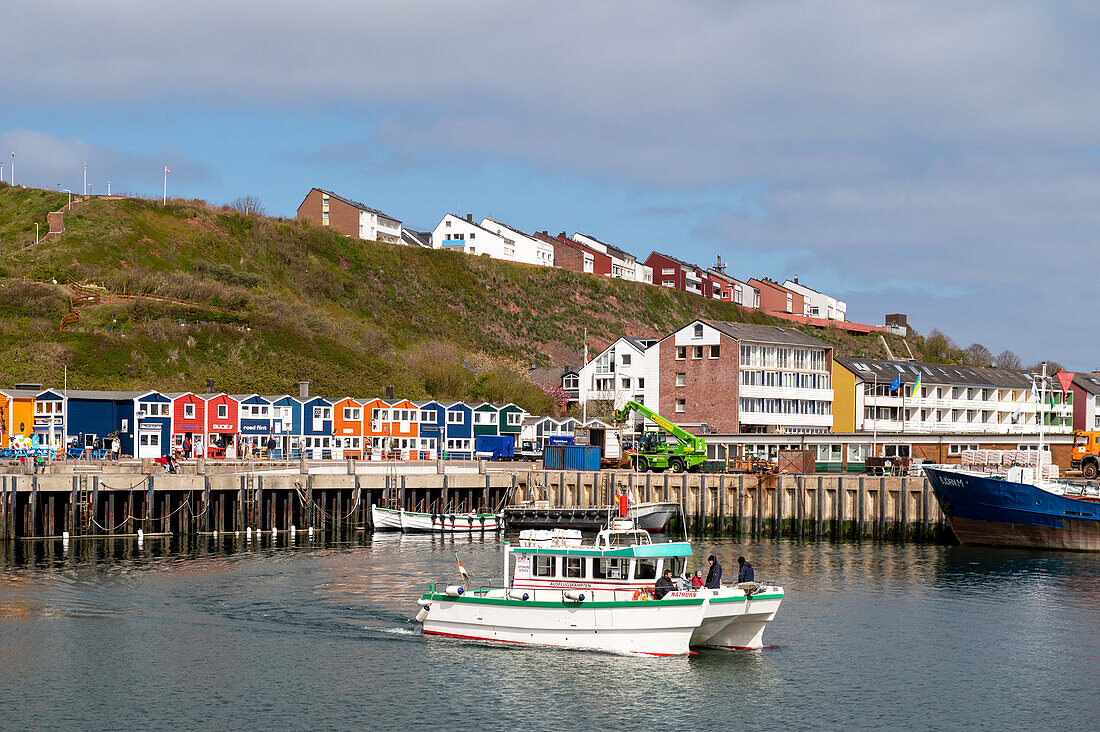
[416,520,783,656]
[372,505,504,534]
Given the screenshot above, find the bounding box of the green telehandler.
[612,400,707,473]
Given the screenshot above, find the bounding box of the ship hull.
[924,467,1100,552]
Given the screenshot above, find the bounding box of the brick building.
[645,252,721,299]
[747,277,804,315]
[534,232,611,276]
[658,320,833,434]
[296,188,402,243]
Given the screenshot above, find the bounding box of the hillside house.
[747,278,804,315]
[782,277,847,321]
[296,188,402,243]
[480,217,554,267]
[534,232,612,276]
[572,233,652,283]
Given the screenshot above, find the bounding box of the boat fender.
[445,585,465,597]
[507,590,529,601]
[415,606,430,622]
[564,590,585,602]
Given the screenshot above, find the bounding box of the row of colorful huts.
[0,386,580,460]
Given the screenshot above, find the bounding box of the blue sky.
[3,1,1099,368]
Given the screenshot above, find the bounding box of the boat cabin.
[508,524,693,600]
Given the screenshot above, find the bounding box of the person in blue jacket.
[737,556,755,583]
[704,555,723,588]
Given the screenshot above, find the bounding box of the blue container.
[543,445,565,470]
[562,445,601,471]
[475,435,515,460]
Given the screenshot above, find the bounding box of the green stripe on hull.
[422,593,705,609]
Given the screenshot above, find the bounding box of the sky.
[3,1,1099,369]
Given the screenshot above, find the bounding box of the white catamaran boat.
[372,505,503,534]
[415,520,783,656]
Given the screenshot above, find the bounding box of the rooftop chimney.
[299,381,310,399]
[466,213,473,223]
[794,274,799,284]
[385,386,395,400]
[206,379,216,392]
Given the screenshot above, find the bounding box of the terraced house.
[832,358,1074,436]
[296,188,402,244]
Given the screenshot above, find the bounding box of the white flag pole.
[163,166,168,204]
[83,163,87,196]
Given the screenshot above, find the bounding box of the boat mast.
[1037,361,1047,471]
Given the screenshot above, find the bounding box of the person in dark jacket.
[654,569,675,599]
[704,555,723,588]
[737,556,755,583]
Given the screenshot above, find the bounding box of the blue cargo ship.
[924,466,1100,552]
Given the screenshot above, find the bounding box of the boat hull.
[372,506,503,534]
[925,467,1100,552]
[419,593,705,656]
[503,502,679,532]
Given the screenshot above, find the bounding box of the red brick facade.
[535,232,611,276]
[658,332,740,433]
[748,278,804,315]
[297,188,360,238]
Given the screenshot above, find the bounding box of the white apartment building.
[577,337,660,424]
[1071,373,1100,431]
[835,358,1074,435]
[572,233,652,284]
[480,217,554,267]
[782,277,847,321]
[432,213,508,258]
[359,208,402,244]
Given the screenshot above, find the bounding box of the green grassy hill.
[0,183,914,413]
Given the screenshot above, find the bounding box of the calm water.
[1,533,1098,730]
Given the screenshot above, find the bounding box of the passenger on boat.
[691,569,704,589]
[705,555,723,588]
[737,556,754,583]
[654,569,675,600]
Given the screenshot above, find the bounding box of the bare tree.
[964,343,993,367]
[229,195,265,216]
[923,328,957,361]
[995,350,1022,369]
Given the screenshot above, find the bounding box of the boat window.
[593,558,627,580]
[563,557,586,578]
[662,557,684,577]
[533,556,556,577]
[633,559,657,581]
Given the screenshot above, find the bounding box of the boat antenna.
[1038,361,1047,476]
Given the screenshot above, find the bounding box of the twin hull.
[419,589,782,656]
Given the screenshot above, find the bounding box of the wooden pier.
[0,467,948,541]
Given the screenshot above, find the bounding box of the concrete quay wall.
[0,469,946,542]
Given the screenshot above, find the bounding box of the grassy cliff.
[0,183,913,413]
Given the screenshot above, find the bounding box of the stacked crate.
[961,449,1054,477]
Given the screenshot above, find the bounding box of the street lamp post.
[62,189,71,210]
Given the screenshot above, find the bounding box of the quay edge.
[0,467,947,542]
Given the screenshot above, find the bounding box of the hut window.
[218,405,228,418]
[184,404,195,419]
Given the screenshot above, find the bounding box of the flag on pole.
[455,553,470,587]
[583,328,589,365]
[911,372,921,397]
[165,166,171,174]
[888,376,901,392]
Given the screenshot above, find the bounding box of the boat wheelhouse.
[417,521,783,655]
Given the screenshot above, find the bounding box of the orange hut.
[331,397,364,459]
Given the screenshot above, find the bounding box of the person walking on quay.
[194,437,204,460]
[705,554,723,588]
[112,437,120,461]
[182,437,191,459]
[737,556,755,583]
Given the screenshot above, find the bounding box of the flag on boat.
[889,376,901,392]
[1055,371,1075,396]
[455,553,470,584]
[911,372,921,397]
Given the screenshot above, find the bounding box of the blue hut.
[32,389,66,452]
[65,390,141,456]
[414,400,446,458]
[266,395,303,458]
[234,394,274,455]
[134,390,173,459]
[300,396,333,458]
[443,401,474,458]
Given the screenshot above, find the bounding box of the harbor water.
[1,534,1097,730]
